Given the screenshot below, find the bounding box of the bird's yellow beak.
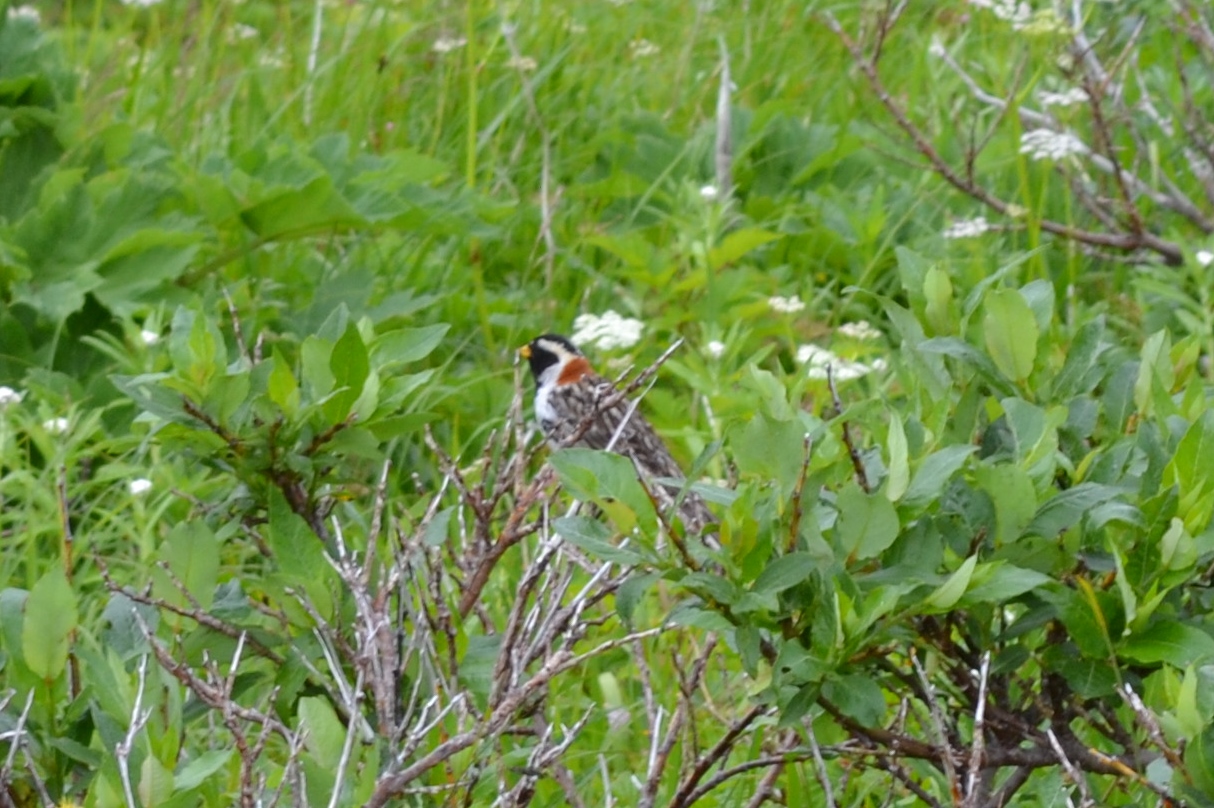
[519,344,532,359]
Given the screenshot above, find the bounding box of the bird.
[519,333,715,536]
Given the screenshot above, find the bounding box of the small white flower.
[0,386,23,409]
[571,311,645,351]
[259,51,285,68]
[928,34,946,58]
[797,344,881,381]
[140,329,160,345]
[768,295,806,314]
[120,0,164,7]
[943,216,992,239]
[971,0,1030,29]
[129,478,153,496]
[43,418,70,434]
[1197,251,1214,267]
[699,185,719,202]
[630,39,660,58]
[229,23,259,42]
[1038,87,1087,108]
[705,340,726,359]
[566,20,588,34]
[432,35,468,54]
[837,321,882,341]
[1019,129,1089,161]
[506,55,537,72]
[7,5,40,22]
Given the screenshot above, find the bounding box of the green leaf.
[885,416,909,502]
[922,265,954,336]
[959,562,1050,605]
[835,483,900,560]
[157,521,219,612]
[903,445,976,507]
[552,516,644,565]
[974,464,1036,544]
[707,228,782,269]
[23,569,77,680]
[267,348,300,417]
[752,553,818,597]
[299,696,345,764]
[983,288,1038,382]
[923,555,978,612]
[175,750,234,791]
[370,324,449,366]
[1025,483,1123,538]
[268,488,325,578]
[1134,329,1173,419]
[1050,316,1107,398]
[822,673,885,726]
[1121,622,1214,667]
[730,414,808,493]
[1185,726,1214,798]
[325,322,370,422]
[616,573,658,627]
[549,448,655,531]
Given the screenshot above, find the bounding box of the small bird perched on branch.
[520,334,715,536]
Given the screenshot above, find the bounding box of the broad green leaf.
[1186,726,1214,798]
[822,673,885,726]
[923,265,954,336]
[549,449,655,531]
[1025,483,1123,538]
[974,464,1036,544]
[752,553,818,597]
[553,516,644,565]
[983,288,1038,382]
[1134,329,1173,419]
[370,324,449,366]
[707,228,782,269]
[616,573,658,627]
[325,322,370,422]
[300,335,335,398]
[1050,316,1107,398]
[903,445,976,507]
[835,483,899,560]
[729,413,807,493]
[268,488,325,579]
[1121,622,1214,667]
[299,696,345,764]
[885,416,909,502]
[23,569,77,680]
[267,348,300,417]
[919,337,1016,397]
[959,563,1051,605]
[923,554,978,611]
[158,521,219,612]
[175,750,233,791]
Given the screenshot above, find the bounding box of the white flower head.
[928,34,946,58]
[699,185,719,202]
[1019,129,1089,161]
[837,320,882,341]
[229,23,259,42]
[120,0,164,7]
[43,418,70,435]
[129,478,153,496]
[630,39,660,58]
[1038,87,1087,108]
[970,0,1031,29]
[797,344,881,381]
[140,329,160,345]
[705,340,726,359]
[1196,250,1214,267]
[768,295,806,314]
[0,386,23,409]
[506,55,537,72]
[7,5,40,22]
[432,35,468,54]
[943,216,992,239]
[571,311,644,351]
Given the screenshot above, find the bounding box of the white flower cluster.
[943,216,992,239]
[699,185,719,202]
[7,5,40,22]
[1197,250,1214,267]
[0,386,23,409]
[969,0,1030,28]
[837,320,882,341]
[506,55,537,72]
[630,39,660,58]
[571,311,644,351]
[129,478,153,496]
[43,418,69,434]
[704,340,726,359]
[797,345,887,381]
[432,35,467,54]
[119,0,163,7]
[768,295,806,314]
[1019,129,1089,161]
[1038,87,1087,108]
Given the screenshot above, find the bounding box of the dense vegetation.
[3,1,1214,805]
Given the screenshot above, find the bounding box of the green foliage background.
[3,0,1214,805]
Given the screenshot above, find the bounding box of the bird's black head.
[520,334,582,385]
